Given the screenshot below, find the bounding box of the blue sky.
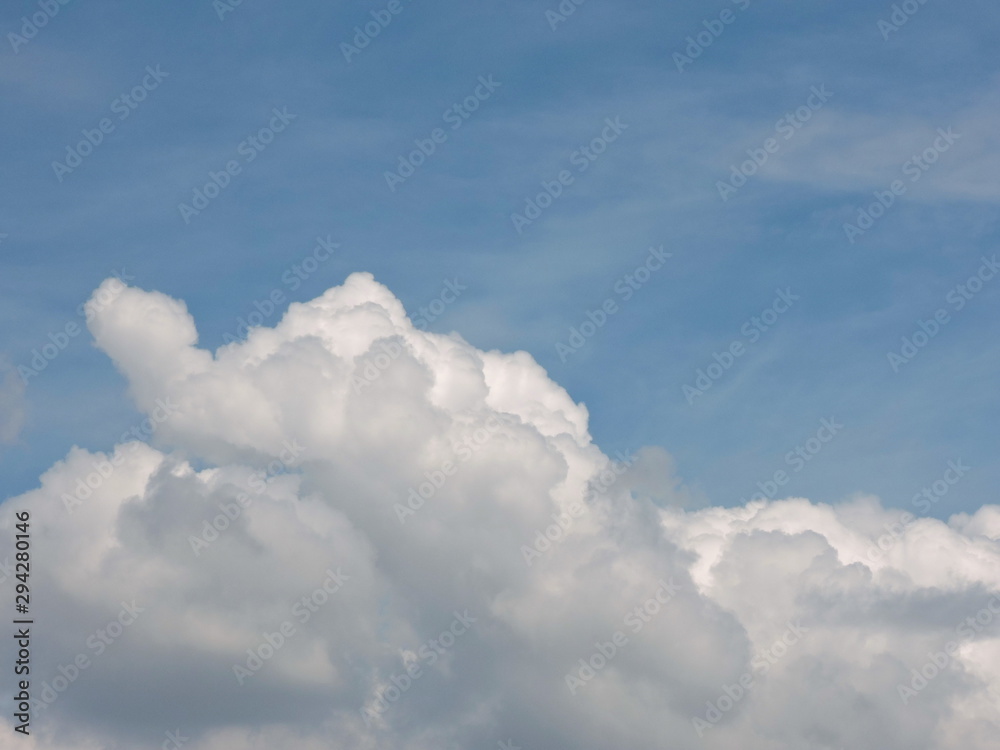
[2,0,998,518]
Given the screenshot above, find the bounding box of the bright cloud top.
[2,273,999,750]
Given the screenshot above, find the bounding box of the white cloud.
[1,273,998,749]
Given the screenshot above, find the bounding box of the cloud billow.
[2,272,998,750]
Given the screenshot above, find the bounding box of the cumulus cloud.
[1,273,998,749]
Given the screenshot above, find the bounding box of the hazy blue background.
[2,0,997,517]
